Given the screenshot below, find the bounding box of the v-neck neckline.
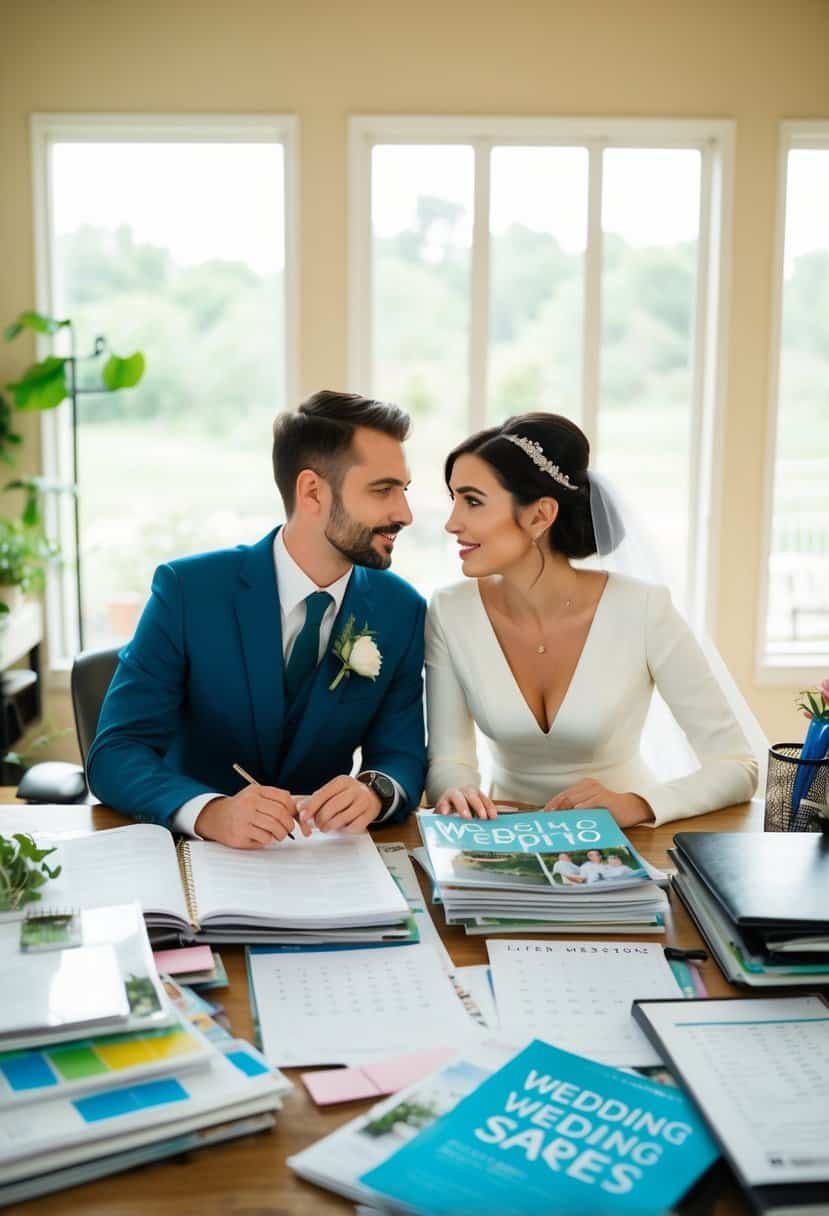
[474,574,612,737]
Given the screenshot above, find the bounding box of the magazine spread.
[418,810,649,895]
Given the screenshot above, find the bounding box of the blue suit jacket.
[87,529,427,827]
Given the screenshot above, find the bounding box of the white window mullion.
[686,141,714,631]
[468,139,492,432]
[581,142,604,449]
[349,129,373,391]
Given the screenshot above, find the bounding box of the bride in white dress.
[425,412,759,828]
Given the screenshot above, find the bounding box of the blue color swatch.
[74,1078,189,1123]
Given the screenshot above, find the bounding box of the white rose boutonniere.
[329,615,383,691]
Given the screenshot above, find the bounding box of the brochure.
[361,1038,719,1215]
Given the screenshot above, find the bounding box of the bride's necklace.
[535,597,573,654]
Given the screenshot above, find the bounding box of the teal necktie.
[284,591,333,702]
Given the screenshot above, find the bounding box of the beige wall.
[2,0,828,759]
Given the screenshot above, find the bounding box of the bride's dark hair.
[445,412,603,559]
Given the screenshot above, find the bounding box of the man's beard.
[324,492,399,570]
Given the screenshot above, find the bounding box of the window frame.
[755,121,829,685]
[348,115,735,636]
[30,112,298,679]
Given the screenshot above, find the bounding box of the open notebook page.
[20,824,190,930]
[187,831,409,929]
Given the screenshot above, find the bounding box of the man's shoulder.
[158,532,275,587]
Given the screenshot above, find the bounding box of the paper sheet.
[376,844,453,972]
[248,943,482,1067]
[487,939,680,1066]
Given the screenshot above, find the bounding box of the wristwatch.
[356,770,396,818]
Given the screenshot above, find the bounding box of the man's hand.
[195,786,303,849]
[433,786,497,819]
[544,779,653,828]
[300,776,381,834]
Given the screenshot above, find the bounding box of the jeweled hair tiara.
[502,433,579,491]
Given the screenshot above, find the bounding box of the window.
[32,115,296,665]
[760,124,829,675]
[350,118,733,619]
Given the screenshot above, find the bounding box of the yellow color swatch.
[95,1037,155,1069]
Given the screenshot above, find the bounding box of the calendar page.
[487,939,680,1067]
[634,996,829,1186]
[248,943,482,1067]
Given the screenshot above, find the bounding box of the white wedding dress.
[425,574,759,827]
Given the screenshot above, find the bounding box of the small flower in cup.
[796,679,829,723]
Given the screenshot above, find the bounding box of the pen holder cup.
[764,743,829,833]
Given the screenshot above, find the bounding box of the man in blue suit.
[87,391,426,848]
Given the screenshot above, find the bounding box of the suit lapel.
[233,528,285,783]
[280,565,376,779]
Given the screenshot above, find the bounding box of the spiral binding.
[175,840,200,929]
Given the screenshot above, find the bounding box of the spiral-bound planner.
[13,823,412,945]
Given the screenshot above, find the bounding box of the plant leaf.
[102,351,145,391]
[6,356,68,411]
[4,312,71,341]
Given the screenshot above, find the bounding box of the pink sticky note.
[153,944,214,975]
[301,1068,381,1105]
[362,1048,457,1092]
[301,1048,458,1107]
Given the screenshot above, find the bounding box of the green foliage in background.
[0,309,146,614]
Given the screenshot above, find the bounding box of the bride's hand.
[544,779,653,828]
[433,787,498,819]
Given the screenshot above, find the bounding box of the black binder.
[633,996,829,1216]
[673,831,829,932]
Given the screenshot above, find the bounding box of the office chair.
[15,646,120,804]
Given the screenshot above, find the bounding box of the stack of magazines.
[670,830,829,988]
[0,902,290,1204]
[415,809,669,934]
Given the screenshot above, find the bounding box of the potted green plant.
[0,518,59,613]
[2,310,145,624]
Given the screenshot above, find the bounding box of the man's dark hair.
[272,390,410,514]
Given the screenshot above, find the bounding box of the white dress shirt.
[425,574,758,828]
[173,528,401,836]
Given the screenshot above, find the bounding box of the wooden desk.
[1,800,760,1215]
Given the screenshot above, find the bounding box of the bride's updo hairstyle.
[445,412,604,559]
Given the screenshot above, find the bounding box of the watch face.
[373,773,395,802]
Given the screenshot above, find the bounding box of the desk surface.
[1,800,761,1215]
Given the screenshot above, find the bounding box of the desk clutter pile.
[2,808,829,1215]
[0,903,290,1205]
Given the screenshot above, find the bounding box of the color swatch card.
[0,1014,213,1109]
[0,1037,287,1181]
[487,940,681,1067]
[248,942,483,1067]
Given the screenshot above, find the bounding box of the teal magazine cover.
[360,1038,718,1216]
[418,810,649,893]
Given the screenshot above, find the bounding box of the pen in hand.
[232,762,295,841]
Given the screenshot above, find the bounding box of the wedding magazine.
[418,809,650,894]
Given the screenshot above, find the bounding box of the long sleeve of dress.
[425,595,481,803]
[635,584,759,827]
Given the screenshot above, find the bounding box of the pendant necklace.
[536,598,573,653]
